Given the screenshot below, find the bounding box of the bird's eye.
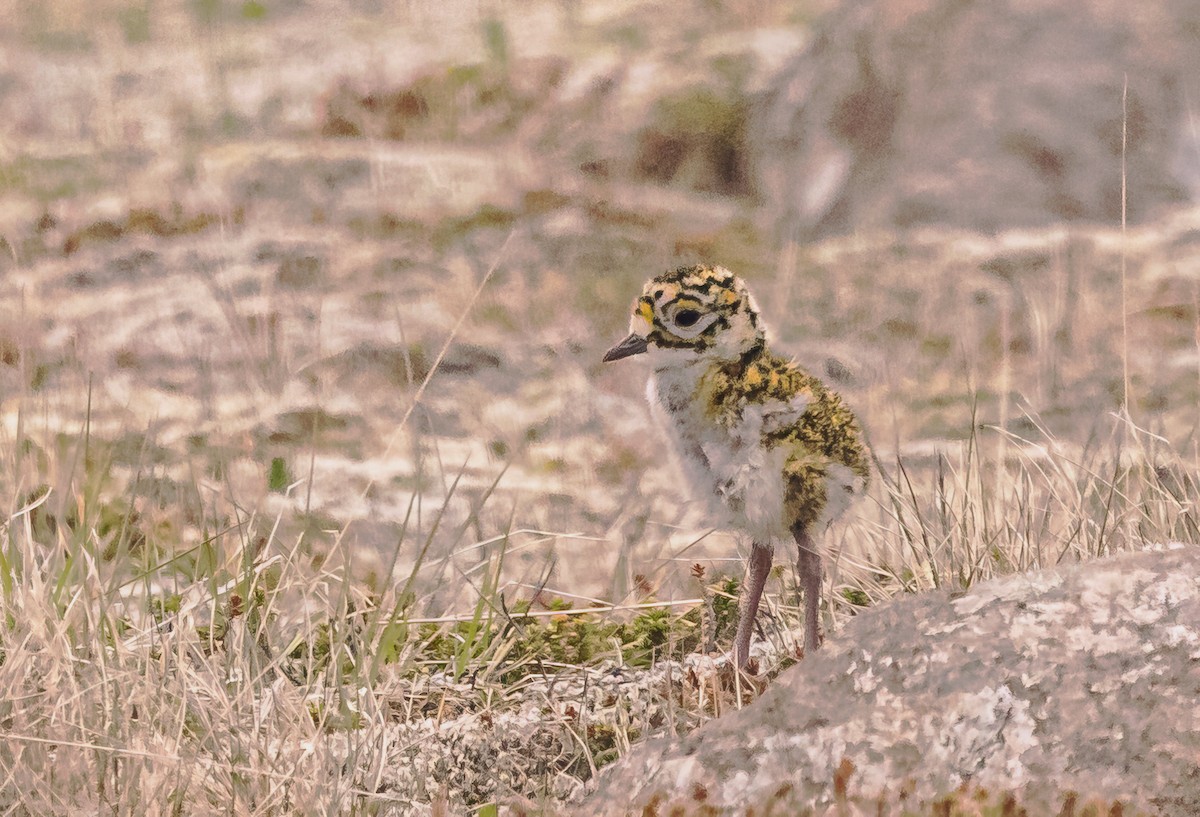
[674,309,702,328]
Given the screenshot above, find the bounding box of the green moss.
[150,593,183,622]
[482,17,508,66]
[190,0,222,25]
[362,594,723,686]
[841,587,872,608]
[115,2,152,44]
[268,457,292,492]
[240,0,267,20]
[0,154,106,203]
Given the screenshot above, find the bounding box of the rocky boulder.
[577,546,1200,815]
[751,0,1200,238]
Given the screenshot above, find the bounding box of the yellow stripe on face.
[638,300,655,326]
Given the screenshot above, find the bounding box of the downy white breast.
[647,364,792,546]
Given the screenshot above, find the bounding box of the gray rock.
[751,0,1200,239]
[578,546,1200,815]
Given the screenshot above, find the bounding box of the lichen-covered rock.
[366,654,743,813]
[579,545,1200,815]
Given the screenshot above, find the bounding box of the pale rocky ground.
[751,0,1200,238]
[3,0,1200,814]
[4,0,1200,610]
[580,545,1200,816]
[0,0,825,614]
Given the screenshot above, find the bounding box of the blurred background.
[3,0,1200,619]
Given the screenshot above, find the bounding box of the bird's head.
[603,265,765,366]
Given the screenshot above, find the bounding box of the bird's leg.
[794,525,822,654]
[734,541,773,669]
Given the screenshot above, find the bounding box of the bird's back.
[650,344,868,542]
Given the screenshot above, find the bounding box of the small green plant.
[115,2,152,43]
[268,456,292,492]
[241,0,267,21]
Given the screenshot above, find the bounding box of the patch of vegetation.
[15,4,94,51]
[268,456,292,492]
[319,49,567,144]
[0,154,107,202]
[62,205,224,254]
[115,1,153,44]
[634,84,751,195]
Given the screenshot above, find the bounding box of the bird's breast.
[647,368,791,541]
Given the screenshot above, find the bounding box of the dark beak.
[603,333,648,362]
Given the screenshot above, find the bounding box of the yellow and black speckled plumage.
[604,263,869,667]
[703,346,870,530]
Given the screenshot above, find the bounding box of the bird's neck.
[649,341,770,411]
[733,340,767,372]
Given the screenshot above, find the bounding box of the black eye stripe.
[648,329,701,349]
